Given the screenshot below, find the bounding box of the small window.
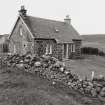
[24,44,26,47]
[14,45,16,53]
[71,44,75,52]
[23,42,27,48]
[49,44,52,54]
[55,29,59,33]
[3,44,9,53]
[73,44,75,52]
[20,28,23,36]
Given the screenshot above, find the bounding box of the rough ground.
[0,65,104,105]
[65,55,105,79]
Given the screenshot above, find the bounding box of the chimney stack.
[19,5,27,18]
[64,15,71,25]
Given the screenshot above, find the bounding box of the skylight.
[54,28,59,33]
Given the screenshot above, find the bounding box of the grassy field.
[0,64,104,105]
[82,34,105,43]
[65,55,105,79]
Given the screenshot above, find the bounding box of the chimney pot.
[19,5,27,18]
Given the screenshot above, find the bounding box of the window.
[49,44,52,54]
[3,44,9,53]
[64,43,69,59]
[46,44,52,54]
[46,44,49,54]
[20,28,23,36]
[73,44,75,52]
[24,44,26,47]
[14,45,16,53]
[22,41,27,48]
[71,44,75,52]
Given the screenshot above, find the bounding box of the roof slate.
[23,16,81,43]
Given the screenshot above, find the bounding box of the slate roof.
[23,16,82,43]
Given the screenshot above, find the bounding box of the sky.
[0,0,105,35]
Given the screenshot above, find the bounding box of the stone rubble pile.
[1,54,105,99]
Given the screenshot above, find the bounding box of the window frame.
[45,44,52,54]
[71,44,75,52]
[13,44,16,53]
[20,27,23,36]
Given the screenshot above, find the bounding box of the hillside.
[82,34,105,52]
[82,34,105,43]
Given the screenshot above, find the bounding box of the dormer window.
[54,27,59,33]
[55,29,59,33]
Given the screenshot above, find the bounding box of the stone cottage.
[9,6,82,60]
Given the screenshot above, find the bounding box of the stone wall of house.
[33,39,57,58]
[9,18,34,55]
[56,43,63,60]
[73,40,82,58]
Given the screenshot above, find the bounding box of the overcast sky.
[0,0,105,35]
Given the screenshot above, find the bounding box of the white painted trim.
[19,16,34,39]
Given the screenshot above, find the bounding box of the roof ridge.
[27,15,65,23]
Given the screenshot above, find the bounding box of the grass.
[65,55,105,79]
[0,65,104,105]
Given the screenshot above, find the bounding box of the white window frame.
[73,44,75,52]
[71,44,75,52]
[49,44,52,54]
[45,44,52,54]
[20,28,23,36]
[45,44,49,54]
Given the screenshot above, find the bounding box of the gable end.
[9,16,34,40]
